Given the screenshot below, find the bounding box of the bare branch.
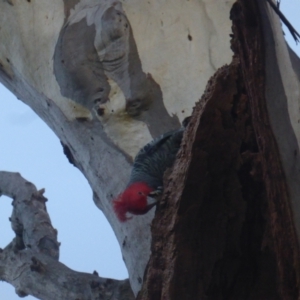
[0,172,134,300]
[266,0,300,43]
[0,172,59,257]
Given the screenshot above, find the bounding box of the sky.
[1,2,300,299]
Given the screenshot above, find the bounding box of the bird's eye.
[138,192,142,195]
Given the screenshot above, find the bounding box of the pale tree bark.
[0,172,134,300]
[0,0,300,299]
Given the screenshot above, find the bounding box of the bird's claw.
[148,187,163,198]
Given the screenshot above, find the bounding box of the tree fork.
[0,172,135,300]
[138,0,300,299]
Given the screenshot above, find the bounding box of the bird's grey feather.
[128,128,184,189]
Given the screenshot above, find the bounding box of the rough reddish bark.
[137,0,300,299]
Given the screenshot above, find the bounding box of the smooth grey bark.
[0,172,134,300]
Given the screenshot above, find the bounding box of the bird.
[113,127,184,222]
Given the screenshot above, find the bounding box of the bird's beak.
[146,196,158,211]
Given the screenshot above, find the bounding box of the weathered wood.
[0,172,134,300]
[0,0,235,295]
[138,1,300,299]
[1,0,300,298]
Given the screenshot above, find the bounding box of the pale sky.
[1,2,300,299]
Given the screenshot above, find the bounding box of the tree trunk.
[139,1,300,299]
[1,0,300,299]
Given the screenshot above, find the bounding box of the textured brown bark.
[231,1,300,298]
[138,0,300,299]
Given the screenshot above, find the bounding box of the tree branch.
[266,0,300,43]
[0,172,59,257]
[0,172,134,300]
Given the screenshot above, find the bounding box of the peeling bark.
[139,59,278,300]
[232,1,300,297]
[0,172,134,300]
[138,1,300,299]
[53,0,180,133]
[0,0,235,294]
[1,0,300,298]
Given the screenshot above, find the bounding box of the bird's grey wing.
[138,130,179,157]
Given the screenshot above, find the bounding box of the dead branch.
[0,171,134,300]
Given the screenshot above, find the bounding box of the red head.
[113,182,154,222]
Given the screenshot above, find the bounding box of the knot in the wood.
[15,288,28,298]
[90,280,101,289]
[30,256,45,273]
[61,142,77,167]
[38,237,60,260]
[33,189,47,203]
[11,216,24,237]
